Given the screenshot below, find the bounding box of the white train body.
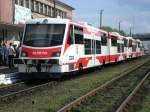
[14,18,144,77]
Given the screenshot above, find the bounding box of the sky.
[61,0,150,34]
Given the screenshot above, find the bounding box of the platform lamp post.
[100,10,104,29]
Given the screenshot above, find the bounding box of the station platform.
[0,66,18,75]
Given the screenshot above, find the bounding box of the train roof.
[26,18,71,24]
[125,37,133,40]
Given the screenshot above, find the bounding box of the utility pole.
[132,16,135,37]
[53,0,56,18]
[119,21,121,32]
[129,27,132,36]
[100,10,104,29]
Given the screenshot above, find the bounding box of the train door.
[109,35,118,62]
[91,33,96,66]
[74,26,84,58]
[63,24,84,71]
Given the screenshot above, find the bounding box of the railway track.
[116,72,150,112]
[57,60,150,112]
[0,61,131,107]
[0,81,57,107]
[0,82,27,96]
[0,58,148,110]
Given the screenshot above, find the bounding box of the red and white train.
[14,18,144,78]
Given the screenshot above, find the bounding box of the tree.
[101,26,126,36]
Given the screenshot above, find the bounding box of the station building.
[0,0,74,44]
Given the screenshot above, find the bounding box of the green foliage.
[101,26,126,36]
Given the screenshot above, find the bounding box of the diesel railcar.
[14,18,144,78]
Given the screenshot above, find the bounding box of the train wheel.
[103,60,105,65]
[115,58,118,63]
[79,63,83,71]
[76,63,83,75]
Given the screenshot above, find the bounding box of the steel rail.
[0,81,57,105]
[57,62,147,112]
[0,82,26,96]
[116,71,150,112]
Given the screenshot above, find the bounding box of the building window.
[19,0,24,6]
[55,9,58,17]
[15,0,18,4]
[62,12,64,18]
[60,11,63,18]
[51,7,54,17]
[35,1,39,12]
[31,0,34,11]
[64,12,67,18]
[26,0,29,8]
[40,3,43,14]
[44,5,47,15]
[59,10,62,17]
[47,6,51,16]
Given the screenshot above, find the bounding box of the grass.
[72,61,150,112]
[138,77,150,112]
[0,57,149,112]
[0,84,6,88]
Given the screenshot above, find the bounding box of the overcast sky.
[61,0,150,34]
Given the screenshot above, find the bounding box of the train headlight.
[52,52,61,57]
[21,51,28,57]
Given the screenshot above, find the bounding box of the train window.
[117,43,120,53]
[121,44,124,52]
[84,39,92,55]
[111,36,117,46]
[138,42,140,48]
[74,26,83,32]
[101,34,107,46]
[68,25,74,45]
[129,40,132,47]
[75,34,84,44]
[23,24,66,47]
[118,43,124,53]
[74,26,84,44]
[124,38,128,47]
[96,40,101,54]
[132,45,136,52]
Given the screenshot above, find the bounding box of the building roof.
[0,22,24,31]
[55,0,75,10]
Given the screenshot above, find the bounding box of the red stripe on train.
[22,47,61,58]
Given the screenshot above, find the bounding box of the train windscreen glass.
[23,24,66,47]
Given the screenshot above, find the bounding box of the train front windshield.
[23,24,66,47]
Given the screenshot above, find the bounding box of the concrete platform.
[0,66,18,75]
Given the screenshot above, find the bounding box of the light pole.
[100,10,104,29]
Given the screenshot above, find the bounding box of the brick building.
[0,0,74,43]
